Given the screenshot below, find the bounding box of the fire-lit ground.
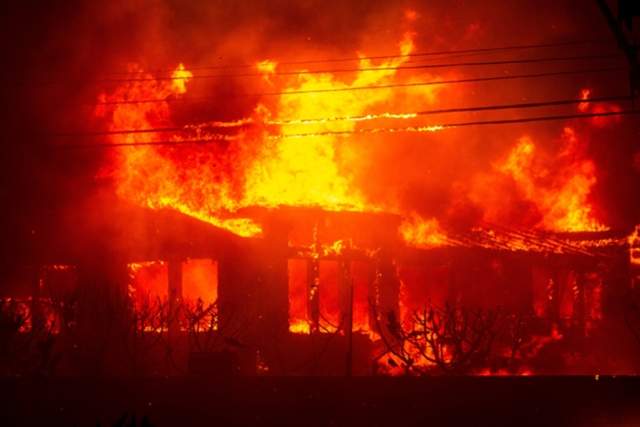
[2,376,640,427]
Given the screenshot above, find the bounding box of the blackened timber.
[365,260,377,332]
[575,269,587,334]
[76,252,129,293]
[167,256,184,357]
[30,266,43,324]
[548,267,560,320]
[433,223,629,258]
[307,257,320,329]
[261,212,292,333]
[552,229,633,241]
[167,258,183,303]
[338,260,351,326]
[288,246,371,261]
[504,256,534,316]
[375,247,400,316]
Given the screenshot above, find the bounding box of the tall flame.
[468,127,606,232]
[96,35,608,243]
[96,33,450,237]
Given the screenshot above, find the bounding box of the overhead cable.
[39,65,628,107]
[1,53,623,86]
[3,37,616,80]
[40,94,635,138]
[46,109,640,149]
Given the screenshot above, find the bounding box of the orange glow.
[351,261,374,335]
[255,60,278,75]
[44,265,73,271]
[289,319,311,334]
[182,259,218,304]
[128,261,168,300]
[95,29,617,375]
[399,213,447,249]
[96,30,609,242]
[471,127,607,232]
[171,63,193,94]
[404,9,420,22]
[318,261,341,332]
[577,88,621,127]
[288,259,309,333]
[519,324,563,361]
[96,32,451,238]
[578,89,590,112]
[629,226,640,266]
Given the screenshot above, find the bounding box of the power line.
[46,109,640,149]
[190,53,624,79]
[3,38,617,80]
[41,94,635,138]
[244,38,618,68]
[2,53,623,86]
[43,65,628,107]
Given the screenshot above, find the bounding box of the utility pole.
[345,282,354,377]
[595,0,640,108]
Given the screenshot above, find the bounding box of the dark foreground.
[1,376,639,427]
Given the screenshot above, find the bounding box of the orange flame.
[97,31,607,244]
[399,213,447,249]
[471,127,606,232]
[97,32,450,239]
[255,60,278,75]
[578,89,590,112]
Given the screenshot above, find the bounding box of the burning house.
[2,0,640,379]
[6,194,638,376]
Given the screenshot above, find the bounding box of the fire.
[128,259,218,306]
[404,9,420,22]
[95,32,450,238]
[289,319,311,334]
[629,226,640,266]
[170,64,193,94]
[399,213,447,249]
[95,64,262,237]
[44,265,73,271]
[519,324,563,360]
[182,259,218,306]
[255,60,278,76]
[469,127,606,232]
[577,88,622,128]
[94,26,616,374]
[128,261,168,299]
[578,89,590,112]
[97,31,607,240]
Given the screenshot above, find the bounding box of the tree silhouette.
[372,299,520,375]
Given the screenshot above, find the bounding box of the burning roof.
[418,223,631,257]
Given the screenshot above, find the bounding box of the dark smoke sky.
[0,0,639,264]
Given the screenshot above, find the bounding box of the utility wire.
[1,53,623,86]
[41,94,635,138]
[46,109,640,149]
[44,65,628,107]
[239,38,619,68]
[3,37,616,80]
